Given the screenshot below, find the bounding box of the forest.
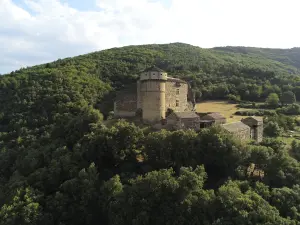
[1,43,300,224]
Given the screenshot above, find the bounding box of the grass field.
[196,101,262,123]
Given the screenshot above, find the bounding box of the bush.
[235,110,276,117]
[227,94,241,103]
[264,121,282,137]
[291,140,300,161]
[276,104,300,115]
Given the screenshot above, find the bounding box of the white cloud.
[0,0,300,74]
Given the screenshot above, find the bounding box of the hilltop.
[2,43,300,225]
[10,43,300,115]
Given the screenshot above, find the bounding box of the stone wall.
[166,113,180,128]
[167,113,200,130]
[255,124,263,143]
[114,92,137,117]
[165,81,188,112]
[231,127,251,141]
[241,117,263,142]
[180,118,200,130]
[222,122,251,142]
[114,85,137,118]
[140,80,166,122]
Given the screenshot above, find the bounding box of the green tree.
[215,180,293,225]
[281,91,296,105]
[264,121,282,137]
[266,93,280,108]
[291,140,300,161]
[0,188,41,225]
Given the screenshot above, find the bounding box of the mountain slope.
[10,42,300,88]
[213,46,300,70]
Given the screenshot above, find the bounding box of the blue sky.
[1,0,300,74]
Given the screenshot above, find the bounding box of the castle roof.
[171,111,200,119]
[221,121,250,132]
[142,66,165,73]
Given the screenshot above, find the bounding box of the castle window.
[176,100,179,107]
[176,89,180,95]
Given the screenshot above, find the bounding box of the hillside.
[6,43,300,113]
[214,46,300,70]
[2,43,300,225]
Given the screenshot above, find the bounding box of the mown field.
[195,101,261,123]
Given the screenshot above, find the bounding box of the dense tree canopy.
[1,43,300,224]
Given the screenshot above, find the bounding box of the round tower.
[139,66,167,123]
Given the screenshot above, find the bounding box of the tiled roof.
[172,111,200,119]
[221,122,250,132]
[203,112,226,120]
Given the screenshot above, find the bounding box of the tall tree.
[266,93,280,108]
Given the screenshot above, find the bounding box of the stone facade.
[114,66,192,123]
[167,112,200,130]
[220,117,264,142]
[200,113,227,125]
[165,78,189,112]
[241,117,263,143]
[221,122,251,141]
[114,86,137,118]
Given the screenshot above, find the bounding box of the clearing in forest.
[196,101,251,123]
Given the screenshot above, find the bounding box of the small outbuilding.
[241,116,263,142]
[167,111,201,130]
[200,112,226,128]
[221,121,251,141]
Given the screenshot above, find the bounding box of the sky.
[0,0,300,74]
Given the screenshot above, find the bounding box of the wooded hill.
[1,43,300,225]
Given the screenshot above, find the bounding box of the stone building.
[241,117,263,143]
[114,66,194,123]
[113,66,264,142]
[199,112,227,128]
[221,116,263,143]
[167,111,201,130]
[221,122,251,142]
[114,84,137,118]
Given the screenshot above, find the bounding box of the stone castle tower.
[137,66,167,123]
[114,66,193,123]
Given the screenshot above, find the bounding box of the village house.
[199,112,227,128]
[221,121,252,141]
[166,111,201,130]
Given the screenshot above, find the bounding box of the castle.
[114,66,263,142]
[114,66,194,123]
